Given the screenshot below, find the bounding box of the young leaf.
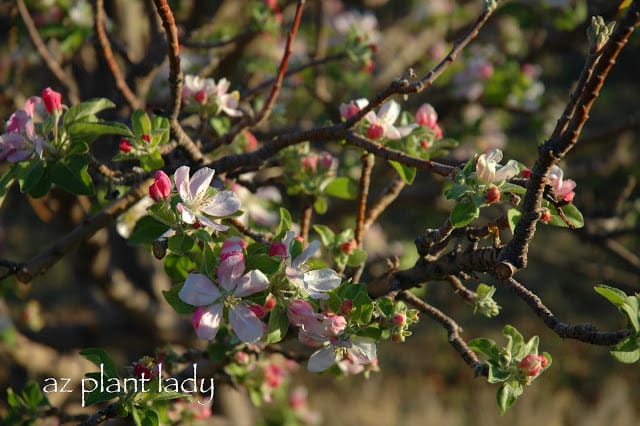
[49,155,94,195]
[507,208,521,232]
[388,160,416,184]
[79,348,120,379]
[497,382,522,414]
[167,233,195,255]
[610,335,640,364]
[266,305,289,344]
[313,224,335,246]
[450,199,479,228]
[324,177,358,199]
[503,325,525,360]
[276,207,292,236]
[64,98,116,125]
[132,109,152,137]
[162,283,195,314]
[128,217,169,246]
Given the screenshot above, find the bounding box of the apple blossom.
[280,231,341,299]
[363,100,415,140]
[174,166,240,231]
[547,165,576,202]
[307,335,377,373]
[392,312,406,326]
[0,109,45,162]
[339,98,368,120]
[519,354,548,377]
[476,148,519,184]
[415,103,443,139]
[148,170,172,202]
[178,248,269,343]
[215,78,243,117]
[41,87,62,114]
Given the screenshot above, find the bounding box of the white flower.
[476,149,519,183]
[363,100,415,140]
[174,166,240,231]
[307,336,377,373]
[282,231,341,299]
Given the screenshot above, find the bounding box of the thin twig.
[446,275,477,304]
[355,153,374,246]
[16,0,79,104]
[396,290,488,377]
[94,0,143,110]
[364,175,406,230]
[502,277,633,345]
[300,198,313,245]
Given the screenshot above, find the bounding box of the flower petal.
[378,100,400,125]
[233,269,270,297]
[174,166,192,202]
[349,337,377,364]
[193,303,223,340]
[196,214,228,231]
[217,253,246,292]
[178,203,197,224]
[229,304,264,343]
[493,159,519,182]
[189,167,215,202]
[179,273,221,306]
[307,346,337,372]
[303,269,341,296]
[293,240,320,269]
[200,190,240,217]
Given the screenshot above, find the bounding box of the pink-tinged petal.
[493,159,519,182]
[559,179,576,196]
[174,166,192,201]
[283,231,297,256]
[354,98,369,109]
[221,237,245,260]
[229,304,264,343]
[179,273,221,306]
[485,148,503,164]
[178,203,197,224]
[201,190,240,217]
[217,253,246,292]
[287,299,316,327]
[189,167,215,202]
[233,269,269,297]
[378,100,400,125]
[363,110,378,124]
[303,269,341,297]
[476,154,494,183]
[307,346,337,372]
[7,149,32,162]
[292,240,320,270]
[193,303,223,340]
[397,124,417,138]
[216,78,231,95]
[195,214,229,231]
[382,124,402,140]
[24,97,42,118]
[349,337,377,364]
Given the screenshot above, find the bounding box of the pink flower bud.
[520,169,532,179]
[392,312,406,326]
[485,185,501,204]
[562,191,575,203]
[119,139,132,153]
[340,102,360,120]
[416,103,438,129]
[263,363,283,388]
[234,351,250,364]
[340,240,357,255]
[249,303,266,318]
[264,295,276,311]
[478,63,494,80]
[367,123,384,139]
[318,151,333,170]
[289,386,308,410]
[41,87,62,114]
[340,299,353,314]
[244,130,258,151]
[540,210,551,223]
[149,170,171,201]
[194,89,208,104]
[420,140,430,149]
[323,313,347,336]
[269,241,288,258]
[141,134,151,143]
[301,155,318,172]
[519,354,546,377]
[287,299,315,327]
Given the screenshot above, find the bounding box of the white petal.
[174,166,192,202]
[196,214,228,231]
[233,269,270,297]
[378,100,400,125]
[179,273,221,306]
[349,337,377,364]
[383,124,402,140]
[217,253,246,292]
[283,231,297,257]
[194,303,223,340]
[355,98,369,109]
[303,269,341,295]
[307,346,337,372]
[493,159,519,182]
[201,190,240,217]
[229,304,264,343]
[179,204,197,224]
[293,240,320,269]
[189,167,215,202]
[363,111,378,124]
[486,148,503,164]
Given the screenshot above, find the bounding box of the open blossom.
[174,166,240,231]
[476,148,519,183]
[363,100,415,140]
[547,165,576,202]
[307,335,377,373]
[182,75,243,117]
[339,98,369,120]
[178,248,269,343]
[1,108,45,162]
[281,231,341,299]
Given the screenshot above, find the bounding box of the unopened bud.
[485,185,501,204]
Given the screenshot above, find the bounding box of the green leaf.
[64,98,116,126]
[50,155,94,195]
[27,169,52,198]
[23,381,47,407]
[128,217,169,245]
[548,203,584,228]
[168,233,195,255]
[497,382,522,414]
[595,285,639,332]
[132,110,152,137]
[15,158,45,193]
[468,338,499,359]
[503,325,525,360]
[388,160,416,184]
[487,362,512,384]
[266,305,289,344]
[81,372,119,406]
[313,196,328,214]
[522,335,539,356]
[67,121,132,143]
[358,326,382,340]
[450,199,479,228]
[151,116,170,145]
[163,254,196,282]
[610,336,640,364]
[139,150,164,172]
[376,297,394,317]
[347,248,367,267]
[276,207,292,236]
[162,283,195,314]
[0,166,16,208]
[499,182,526,195]
[343,284,373,325]
[507,208,521,232]
[444,184,470,200]
[79,348,120,379]
[312,224,335,246]
[324,177,358,199]
[245,254,281,275]
[594,284,628,307]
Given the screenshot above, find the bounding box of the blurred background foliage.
[0,0,638,424]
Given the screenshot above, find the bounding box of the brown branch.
[396,290,488,377]
[300,198,313,245]
[228,217,270,244]
[502,277,634,345]
[446,275,477,304]
[16,0,79,104]
[345,132,455,177]
[151,0,204,164]
[94,0,143,110]
[355,153,374,246]
[364,175,406,230]
[498,2,640,275]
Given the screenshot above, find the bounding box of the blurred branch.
[15,0,80,104]
[355,153,374,246]
[363,175,406,230]
[181,29,258,49]
[396,290,488,377]
[498,2,640,276]
[502,277,634,345]
[94,0,143,110]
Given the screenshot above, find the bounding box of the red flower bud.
[340,240,357,255]
[485,185,501,204]
[194,90,208,104]
[340,299,353,314]
[149,170,171,201]
[519,354,546,377]
[141,134,151,143]
[249,303,266,318]
[269,241,288,258]
[367,123,384,139]
[41,87,62,114]
[540,210,551,223]
[392,312,406,326]
[119,140,132,153]
[263,296,276,311]
[520,168,532,179]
